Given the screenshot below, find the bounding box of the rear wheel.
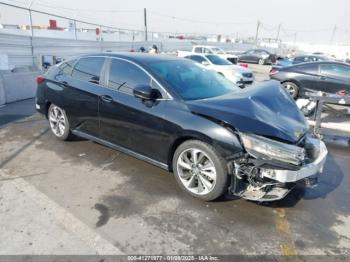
[48,104,72,141]
[258,58,265,65]
[173,140,228,201]
[282,81,299,99]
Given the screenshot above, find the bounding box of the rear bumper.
[260,141,328,183]
[35,99,47,115]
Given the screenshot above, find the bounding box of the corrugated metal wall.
[0,32,254,68]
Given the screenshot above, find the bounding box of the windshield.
[211,47,225,54]
[149,60,239,101]
[206,55,232,65]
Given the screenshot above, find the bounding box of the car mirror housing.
[201,61,210,66]
[133,84,161,100]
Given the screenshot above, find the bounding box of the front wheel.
[282,81,299,99]
[48,104,72,141]
[172,140,228,201]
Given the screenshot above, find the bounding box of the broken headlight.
[240,133,305,166]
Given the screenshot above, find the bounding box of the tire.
[172,140,228,201]
[282,81,299,99]
[258,58,265,65]
[48,104,72,141]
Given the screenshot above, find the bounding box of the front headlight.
[240,133,305,166]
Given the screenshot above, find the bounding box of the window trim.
[106,57,173,100]
[68,55,173,100]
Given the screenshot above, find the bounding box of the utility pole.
[255,20,260,46]
[276,24,281,42]
[144,8,148,42]
[330,25,337,45]
[28,0,36,65]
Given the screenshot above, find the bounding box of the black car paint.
[187,81,308,143]
[36,53,307,172]
[270,61,350,97]
[238,49,277,64]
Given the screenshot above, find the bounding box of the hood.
[220,54,238,59]
[186,81,308,143]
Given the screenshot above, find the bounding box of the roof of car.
[81,52,181,64]
[285,60,350,69]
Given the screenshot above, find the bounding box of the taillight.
[239,63,248,68]
[36,75,45,85]
[269,68,279,75]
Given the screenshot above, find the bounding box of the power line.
[148,10,255,26]
[35,0,141,14]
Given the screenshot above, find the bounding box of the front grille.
[243,73,253,78]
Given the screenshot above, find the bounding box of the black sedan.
[270,61,350,98]
[238,49,277,65]
[36,53,327,202]
[273,54,331,69]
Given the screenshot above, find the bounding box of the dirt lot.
[1,65,350,257]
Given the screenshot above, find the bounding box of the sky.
[0,0,350,44]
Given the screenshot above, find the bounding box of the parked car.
[238,49,277,65]
[272,54,331,70]
[270,61,350,99]
[185,54,254,87]
[177,45,238,64]
[36,53,327,202]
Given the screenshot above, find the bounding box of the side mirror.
[133,84,161,100]
[201,61,210,66]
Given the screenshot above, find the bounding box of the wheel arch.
[44,100,52,119]
[167,132,212,172]
[167,128,243,172]
[281,79,301,87]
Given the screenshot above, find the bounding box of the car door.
[98,58,172,162]
[318,63,350,93]
[55,56,106,137]
[239,50,254,62]
[291,63,320,95]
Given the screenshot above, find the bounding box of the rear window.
[186,55,207,63]
[293,63,318,74]
[58,59,77,75]
[72,57,105,84]
[206,55,232,65]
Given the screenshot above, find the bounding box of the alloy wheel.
[283,83,297,98]
[48,105,66,137]
[176,148,217,195]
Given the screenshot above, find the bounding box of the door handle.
[61,81,68,86]
[100,95,113,103]
[319,76,326,80]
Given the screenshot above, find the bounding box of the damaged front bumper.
[233,139,328,202]
[260,140,328,183]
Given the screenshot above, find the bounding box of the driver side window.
[108,59,151,95]
[203,48,212,54]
